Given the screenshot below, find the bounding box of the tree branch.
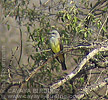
[50,45,108,90]
[72,78,108,100]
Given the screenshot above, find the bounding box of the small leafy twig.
[8,46,19,82]
[97,15,108,40]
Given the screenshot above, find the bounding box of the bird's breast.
[50,37,60,53]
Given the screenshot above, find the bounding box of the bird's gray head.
[49,30,60,38]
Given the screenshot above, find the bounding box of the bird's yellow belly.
[50,37,60,53]
[51,43,60,53]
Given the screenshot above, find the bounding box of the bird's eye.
[52,33,55,34]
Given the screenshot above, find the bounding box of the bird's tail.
[61,62,67,70]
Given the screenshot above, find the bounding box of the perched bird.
[49,30,67,70]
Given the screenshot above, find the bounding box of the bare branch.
[18,28,22,64]
[73,78,108,100]
[50,45,108,90]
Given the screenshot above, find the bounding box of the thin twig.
[18,28,23,64]
[97,15,108,41]
[95,69,105,83]
[84,69,92,88]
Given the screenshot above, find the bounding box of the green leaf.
[102,26,107,32]
[79,29,85,33]
[84,32,87,38]
[67,13,71,20]
[80,77,84,83]
[27,25,30,32]
[73,58,78,64]
[103,7,107,11]
[69,84,72,89]
[88,30,92,36]
[41,36,44,42]
[74,16,77,22]
[7,24,10,30]
[90,3,92,8]
[97,21,102,29]
[63,14,66,22]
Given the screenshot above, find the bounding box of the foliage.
[0,0,108,100]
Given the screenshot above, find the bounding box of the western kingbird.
[49,30,67,70]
